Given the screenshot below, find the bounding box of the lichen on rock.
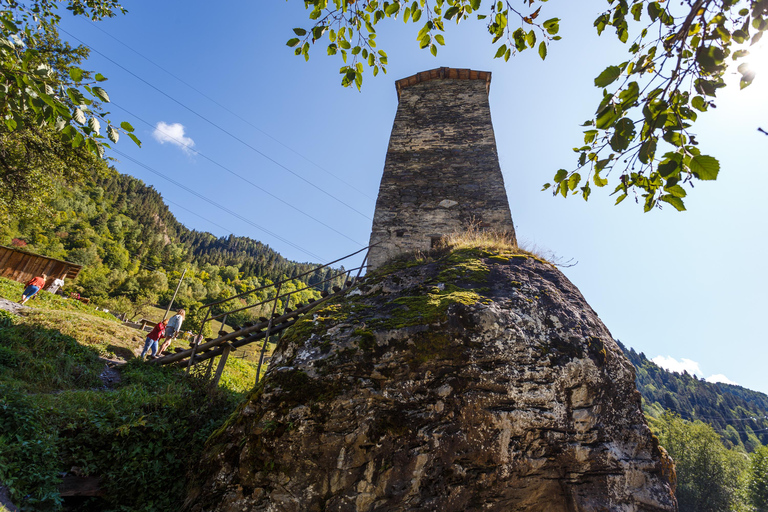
[183,249,677,512]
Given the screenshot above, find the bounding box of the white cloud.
[152,122,195,154]
[705,374,739,386]
[652,356,738,386]
[652,355,703,376]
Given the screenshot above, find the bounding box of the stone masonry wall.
[367,71,516,269]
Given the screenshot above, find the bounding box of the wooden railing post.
[255,282,282,385]
[211,343,232,388]
[186,308,210,374]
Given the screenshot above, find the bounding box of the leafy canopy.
[287,0,767,212]
[0,0,140,157]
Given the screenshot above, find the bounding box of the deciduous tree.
[288,0,767,211]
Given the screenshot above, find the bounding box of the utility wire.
[110,147,326,262]
[84,19,377,202]
[58,26,372,221]
[111,100,365,247]
[166,199,233,234]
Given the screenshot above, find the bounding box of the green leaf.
[664,184,687,198]
[73,108,86,125]
[691,96,707,112]
[660,195,686,211]
[593,171,609,187]
[554,169,568,183]
[595,105,620,129]
[638,138,656,164]
[538,41,547,60]
[542,18,560,35]
[69,67,84,82]
[526,30,536,47]
[107,124,119,143]
[494,44,506,58]
[568,172,581,191]
[689,155,719,180]
[94,73,108,82]
[594,65,622,87]
[88,116,100,134]
[434,34,445,45]
[615,193,628,205]
[385,2,400,15]
[286,38,300,47]
[293,28,307,36]
[120,121,134,132]
[128,132,141,147]
[92,86,110,103]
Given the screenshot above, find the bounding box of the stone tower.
[367,67,517,269]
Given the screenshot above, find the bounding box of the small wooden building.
[0,245,82,287]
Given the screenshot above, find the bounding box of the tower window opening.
[430,236,444,248]
[395,229,406,238]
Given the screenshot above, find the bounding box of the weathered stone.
[184,249,677,512]
[367,68,516,269]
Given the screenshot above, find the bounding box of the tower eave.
[395,67,491,101]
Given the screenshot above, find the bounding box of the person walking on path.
[20,274,47,305]
[159,309,185,355]
[140,320,166,360]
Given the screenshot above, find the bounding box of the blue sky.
[59,1,768,393]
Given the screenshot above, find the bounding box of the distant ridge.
[618,341,768,450]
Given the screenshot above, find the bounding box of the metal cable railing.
[154,245,374,387]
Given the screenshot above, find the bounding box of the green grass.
[0,276,119,322]
[0,288,260,511]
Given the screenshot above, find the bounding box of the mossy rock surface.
[184,248,676,512]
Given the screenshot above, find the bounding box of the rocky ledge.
[184,248,677,512]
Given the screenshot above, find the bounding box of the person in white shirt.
[48,276,65,294]
[159,309,185,355]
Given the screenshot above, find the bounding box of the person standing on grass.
[158,309,185,355]
[20,273,47,305]
[140,320,166,360]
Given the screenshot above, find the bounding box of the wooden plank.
[211,344,232,387]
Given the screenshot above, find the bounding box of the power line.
[165,199,233,234]
[58,26,373,221]
[110,100,365,247]
[84,19,377,202]
[110,147,326,262]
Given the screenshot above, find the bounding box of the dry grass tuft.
[436,222,518,253]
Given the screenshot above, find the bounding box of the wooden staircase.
[152,245,372,387]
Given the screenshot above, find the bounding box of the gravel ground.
[0,297,27,315]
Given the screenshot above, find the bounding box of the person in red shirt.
[20,274,47,305]
[140,320,166,360]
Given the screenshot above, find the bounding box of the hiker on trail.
[47,275,65,294]
[140,320,166,360]
[158,309,185,355]
[20,273,47,305]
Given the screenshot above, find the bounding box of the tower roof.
[395,67,491,100]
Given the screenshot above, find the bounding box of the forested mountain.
[618,341,768,450]
[0,168,345,329]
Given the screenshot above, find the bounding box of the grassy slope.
[0,277,259,511]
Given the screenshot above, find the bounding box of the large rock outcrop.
[184,248,677,511]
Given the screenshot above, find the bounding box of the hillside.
[619,341,768,450]
[0,169,342,329]
[0,284,260,511]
